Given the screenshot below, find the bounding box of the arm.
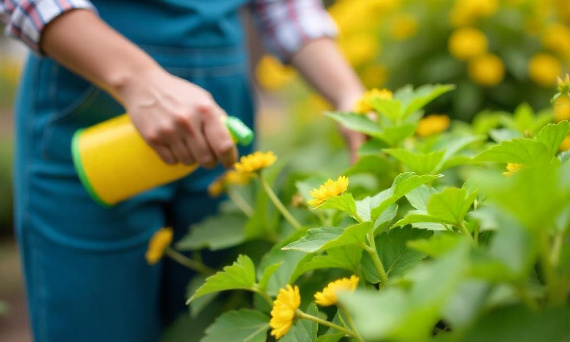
[251,0,366,161]
[2,2,235,168]
[291,38,366,162]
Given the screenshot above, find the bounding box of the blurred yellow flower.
[450,0,499,26]
[554,96,570,122]
[354,88,393,114]
[340,32,380,67]
[270,285,300,340]
[542,23,570,57]
[390,14,418,41]
[529,53,561,87]
[314,275,359,306]
[503,163,523,176]
[208,177,226,198]
[468,54,505,86]
[234,151,277,174]
[416,115,450,137]
[560,136,570,152]
[255,55,296,91]
[146,227,173,265]
[448,27,488,61]
[309,176,350,208]
[361,64,389,88]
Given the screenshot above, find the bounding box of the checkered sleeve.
[1,0,96,52]
[251,0,338,62]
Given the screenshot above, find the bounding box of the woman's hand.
[117,68,236,168]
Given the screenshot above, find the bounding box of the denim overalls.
[14,1,254,341]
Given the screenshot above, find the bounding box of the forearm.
[290,38,365,111]
[41,9,161,103]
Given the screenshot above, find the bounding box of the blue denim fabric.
[13,1,255,341]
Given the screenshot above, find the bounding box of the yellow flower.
[145,227,173,265]
[450,0,499,27]
[416,115,450,137]
[554,96,570,122]
[528,53,561,87]
[225,170,253,185]
[234,151,277,174]
[448,28,488,61]
[270,285,301,340]
[390,14,418,41]
[361,64,388,88]
[558,135,570,152]
[542,23,570,57]
[503,163,523,177]
[208,176,226,197]
[308,176,350,208]
[353,88,393,114]
[339,32,380,67]
[314,276,359,307]
[560,136,570,152]
[255,55,297,91]
[468,54,505,86]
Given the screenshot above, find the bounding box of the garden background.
[1,0,569,340]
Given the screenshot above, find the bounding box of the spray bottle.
[71,114,253,207]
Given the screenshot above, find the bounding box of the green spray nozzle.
[225,116,254,146]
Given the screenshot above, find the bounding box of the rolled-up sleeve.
[251,0,338,61]
[1,0,96,52]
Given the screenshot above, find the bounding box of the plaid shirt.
[0,0,337,59]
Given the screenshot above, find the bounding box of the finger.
[149,142,178,165]
[203,106,237,168]
[181,114,217,169]
[168,138,196,165]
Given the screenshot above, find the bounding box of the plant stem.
[515,284,540,312]
[342,308,364,342]
[363,232,388,287]
[539,230,560,306]
[165,247,216,275]
[227,187,254,217]
[473,223,480,247]
[259,173,302,230]
[296,310,359,339]
[457,221,474,243]
[253,287,274,307]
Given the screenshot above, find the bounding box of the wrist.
[109,61,165,104]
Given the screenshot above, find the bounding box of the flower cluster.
[353,88,393,114]
[234,151,277,174]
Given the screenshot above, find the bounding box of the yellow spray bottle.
[71,114,253,207]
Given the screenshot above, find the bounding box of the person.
[1,0,366,341]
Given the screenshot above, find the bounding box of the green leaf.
[401,84,456,118]
[318,193,357,217]
[377,124,417,146]
[258,237,307,296]
[489,128,522,143]
[325,112,384,137]
[535,121,570,155]
[406,233,463,258]
[370,173,442,221]
[475,138,553,166]
[283,222,372,253]
[258,262,283,292]
[290,246,363,283]
[356,190,390,222]
[345,155,393,177]
[405,185,437,210]
[357,139,389,157]
[201,309,269,342]
[340,242,470,341]
[462,305,570,342]
[362,226,433,283]
[442,280,489,330]
[281,304,319,342]
[427,187,477,225]
[187,275,219,318]
[374,204,398,233]
[315,334,344,342]
[187,255,256,303]
[385,149,445,174]
[176,213,247,251]
[370,98,402,121]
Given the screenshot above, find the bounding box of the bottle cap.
[224,116,254,146]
